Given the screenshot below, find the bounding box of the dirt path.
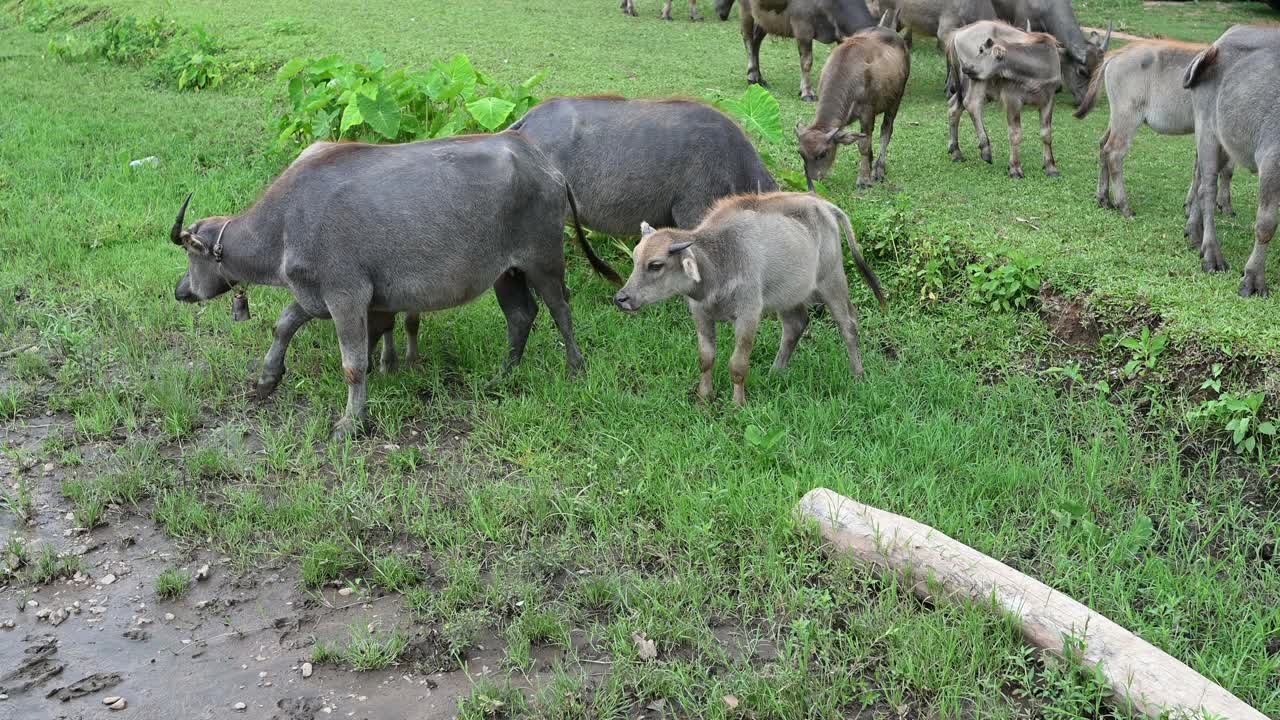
[0,417,562,720]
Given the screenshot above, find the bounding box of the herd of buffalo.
[168,0,1279,438]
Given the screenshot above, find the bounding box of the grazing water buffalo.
[873,0,996,45]
[622,0,704,21]
[795,12,911,188]
[170,133,621,438]
[612,192,886,405]
[387,96,779,367]
[720,0,877,101]
[1074,39,1234,218]
[990,0,1110,105]
[948,21,1063,178]
[1183,24,1280,296]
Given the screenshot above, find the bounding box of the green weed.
[155,568,192,599]
[31,544,81,584]
[968,250,1043,312]
[342,625,408,671]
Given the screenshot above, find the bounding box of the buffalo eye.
[646,260,664,272]
[817,150,828,160]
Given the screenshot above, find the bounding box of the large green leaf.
[721,85,782,144]
[339,101,364,136]
[277,57,308,80]
[356,85,401,139]
[465,96,516,131]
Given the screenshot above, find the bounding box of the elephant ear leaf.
[356,85,400,139]
[720,85,782,144]
[466,96,516,131]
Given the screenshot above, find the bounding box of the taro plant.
[275,52,543,147]
[967,250,1043,312]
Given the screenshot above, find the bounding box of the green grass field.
[2,0,1279,717]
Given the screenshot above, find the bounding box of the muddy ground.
[0,415,570,720]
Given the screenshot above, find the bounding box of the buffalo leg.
[1104,114,1138,215]
[1191,137,1229,272]
[621,0,637,17]
[948,92,966,162]
[745,22,767,87]
[729,310,761,406]
[772,307,810,371]
[693,306,717,399]
[856,112,876,187]
[526,265,585,375]
[404,313,421,365]
[661,0,673,20]
[1218,161,1235,216]
[1241,160,1278,297]
[798,37,817,101]
[256,301,313,401]
[493,270,539,372]
[330,298,373,440]
[1098,129,1114,210]
[1039,96,1058,177]
[369,311,397,373]
[689,0,703,21]
[873,105,898,183]
[1006,99,1025,179]
[818,280,864,379]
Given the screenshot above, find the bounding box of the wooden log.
[794,487,1267,720]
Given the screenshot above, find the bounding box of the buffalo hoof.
[949,148,964,163]
[1218,203,1236,217]
[981,151,993,165]
[747,75,768,88]
[856,178,873,189]
[800,92,817,102]
[1119,206,1134,219]
[1009,167,1025,180]
[254,376,281,402]
[1240,274,1268,297]
[872,170,886,184]
[330,415,366,441]
[1201,252,1228,273]
[691,13,704,21]
[662,14,673,21]
[1045,167,1060,178]
[1097,196,1111,210]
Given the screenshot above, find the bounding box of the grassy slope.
[1,1,1278,717]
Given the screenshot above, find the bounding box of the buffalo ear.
[185,235,209,255]
[833,129,865,145]
[1183,44,1217,89]
[640,221,656,237]
[681,253,701,283]
[993,44,1007,60]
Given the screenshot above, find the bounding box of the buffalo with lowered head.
[170,133,620,439]
[990,0,1110,105]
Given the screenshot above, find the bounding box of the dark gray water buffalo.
[795,13,910,188]
[1183,24,1280,296]
[718,0,877,101]
[1074,39,1233,218]
[170,133,621,438]
[948,21,1063,178]
[874,0,996,45]
[990,0,1109,105]
[621,0,704,20]
[612,192,885,405]
[389,96,779,366]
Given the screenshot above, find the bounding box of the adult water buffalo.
[1074,39,1233,218]
[169,133,621,438]
[717,0,877,101]
[990,0,1110,105]
[388,97,779,367]
[1183,24,1280,296]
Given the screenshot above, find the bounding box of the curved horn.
[171,192,192,245]
[1101,21,1112,52]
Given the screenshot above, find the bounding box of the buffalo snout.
[175,273,197,303]
[613,290,637,313]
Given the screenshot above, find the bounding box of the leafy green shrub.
[1103,327,1169,379]
[901,223,965,304]
[1186,390,1276,455]
[967,250,1043,312]
[47,13,245,92]
[848,193,913,261]
[276,52,542,147]
[15,0,71,32]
